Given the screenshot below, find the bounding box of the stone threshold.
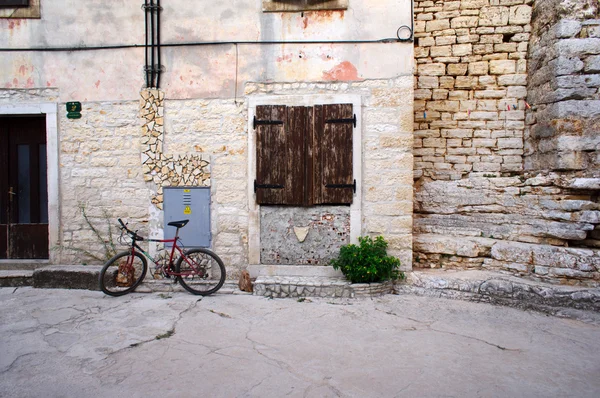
[0,270,34,287]
[0,259,49,270]
[136,279,248,295]
[248,264,344,278]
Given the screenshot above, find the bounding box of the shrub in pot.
[330,236,402,283]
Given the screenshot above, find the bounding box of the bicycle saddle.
[168,220,189,228]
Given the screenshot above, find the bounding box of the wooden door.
[0,116,48,259]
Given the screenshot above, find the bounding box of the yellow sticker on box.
[184,206,192,215]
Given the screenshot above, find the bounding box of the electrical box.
[164,187,211,248]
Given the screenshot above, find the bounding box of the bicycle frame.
[120,222,199,278]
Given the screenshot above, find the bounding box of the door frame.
[0,103,59,262]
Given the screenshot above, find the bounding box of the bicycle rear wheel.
[99,251,148,296]
[176,248,226,296]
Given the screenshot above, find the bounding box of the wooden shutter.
[256,105,286,205]
[256,103,354,206]
[255,105,306,205]
[312,104,354,205]
[286,106,308,205]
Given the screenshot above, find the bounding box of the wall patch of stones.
[140,89,211,210]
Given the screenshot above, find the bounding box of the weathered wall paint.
[1,0,413,101]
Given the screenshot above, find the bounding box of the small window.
[263,0,348,13]
[0,0,39,19]
[255,104,355,206]
[0,0,29,6]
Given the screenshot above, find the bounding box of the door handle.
[8,187,15,200]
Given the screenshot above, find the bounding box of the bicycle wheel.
[176,248,226,296]
[99,251,148,296]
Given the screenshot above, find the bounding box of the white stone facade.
[0,1,414,278]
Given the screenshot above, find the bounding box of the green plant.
[155,329,174,340]
[330,236,402,283]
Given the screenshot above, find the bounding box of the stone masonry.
[413,0,600,287]
[526,0,600,175]
[58,100,151,264]
[414,0,532,180]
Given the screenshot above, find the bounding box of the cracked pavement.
[1,288,600,397]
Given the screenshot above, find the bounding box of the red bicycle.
[99,218,226,296]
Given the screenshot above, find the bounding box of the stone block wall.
[413,0,600,286]
[526,0,600,176]
[414,0,532,180]
[58,100,151,263]
[414,174,600,286]
[33,92,246,272]
[159,97,249,276]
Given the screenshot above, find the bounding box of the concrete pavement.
[1,287,600,397]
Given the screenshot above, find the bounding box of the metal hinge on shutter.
[325,179,356,193]
[253,116,283,129]
[325,114,356,128]
[254,180,284,192]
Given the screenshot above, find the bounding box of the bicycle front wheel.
[176,248,226,296]
[99,251,148,296]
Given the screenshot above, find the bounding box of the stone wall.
[158,97,249,275]
[58,100,151,264]
[414,0,532,180]
[525,0,600,176]
[260,206,350,265]
[35,93,247,273]
[414,174,600,286]
[413,0,600,286]
[139,89,211,210]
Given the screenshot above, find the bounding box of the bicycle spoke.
[176,249,225,295]
[99,252,147,296]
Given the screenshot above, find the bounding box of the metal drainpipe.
[150,0,155,88]
[144,0,150,87]
[156,0,162,89]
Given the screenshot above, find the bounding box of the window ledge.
[263,0,348,13]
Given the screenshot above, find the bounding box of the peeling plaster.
[323,61,360,81]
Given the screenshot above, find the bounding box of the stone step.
[253,276,394,298]
[33,265,101,290]
[0,260,49,271]
[0,270,34,288]
[398,269,600,314]
[136,279,247,295]
[248,264,344,278]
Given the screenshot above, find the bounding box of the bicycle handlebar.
[117,218,144,241]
